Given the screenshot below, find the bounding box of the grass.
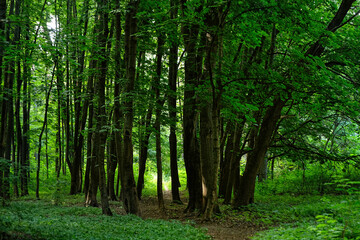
[0,199,210,240]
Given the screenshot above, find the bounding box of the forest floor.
[111,191,266,240]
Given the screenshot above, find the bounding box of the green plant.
[309,214,344,239]
[325,176,360,195]
[1,201,210,240]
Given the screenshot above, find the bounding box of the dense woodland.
[1,0,360,237]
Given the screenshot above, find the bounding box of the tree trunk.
[258,157,268,182]
[113,0,123,200]
[200,3,228,219]
[36,66,56,199]
[86,133,99,207]
[93,0,112,216]
[13,0,22,197]
[181,0,202,212]
[21,51,30,196]
[122,0,140,216]
[168,0,181,204]
[137,106,152,199]
[107,135,117,201]
[83,59,96,195]
[0,67,13,204]
[224,121,244,204]
[219,123,234,198]
[155,34,165,210]
[233,98,285,207]
[71,0,90,195]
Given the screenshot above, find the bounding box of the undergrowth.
[249,187,360,239]
[0,200,210,240]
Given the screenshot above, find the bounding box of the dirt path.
[112,191,264,240]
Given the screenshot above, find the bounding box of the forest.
[1,0,360,239]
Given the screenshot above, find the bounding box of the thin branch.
[331,7,360,32]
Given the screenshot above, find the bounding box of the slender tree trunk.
[219,123,234,198]
[86,132,99,207]
[168,0,181,204]
[14,61,22,197]
[92,0,112,216]
[154,34,165,210]
[12,0,22,197]
[107,135,117,201]
[21,53,30,196]
[71,0,90,195]
[122,0,140,216]
[36,66,56,199]
[233,98,285,207]
[137,105,152,199]
[83,59,96,195]
[113,0,123,200]
[224,121,244,204]
[0,68,13,204]
[0,0,11,204]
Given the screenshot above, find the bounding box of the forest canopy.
[1,0,360,223]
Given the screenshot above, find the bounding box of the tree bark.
[107,135,117,201]
[113,0,123,200]
[168,0,181,204]
[224,121,244,204]
[136,105,152,199]
[36,66,56,199]
[219,123,234,198]
[155,34,165,210]
[181,0,202,212]
[122,0,141,216]
[93,0,112,216]
[233,98,285,207]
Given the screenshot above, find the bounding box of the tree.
[180,0,203,212]
[121,0,141,216]
[168,0,181,204]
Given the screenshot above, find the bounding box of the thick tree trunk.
[122,0,140,216]
[181,0,202,212]
[200,3,228,219]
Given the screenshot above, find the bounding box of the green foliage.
[0,201,210,240]
[325,176,360,195]
[257,162,360,195]
[252,193,360,239]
